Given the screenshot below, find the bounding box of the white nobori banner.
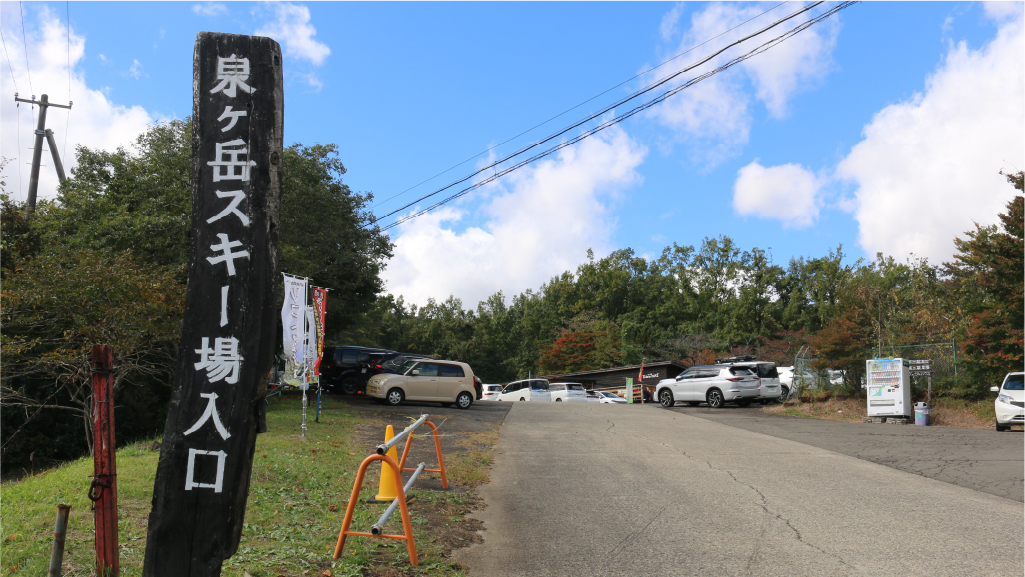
[281,274,307,370]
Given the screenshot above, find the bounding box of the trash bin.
[914,402,929,426]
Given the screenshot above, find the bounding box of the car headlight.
[998,394,1014,404]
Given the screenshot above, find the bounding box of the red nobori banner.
[312,288,327,375]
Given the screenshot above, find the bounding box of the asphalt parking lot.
[457,403,1024,576]
[320,393,511,464]
[666,404,1024,501]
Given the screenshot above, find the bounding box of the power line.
[64,1,71,164]
[19,1,33,95]
[369,1,790,212]
[373,0,829,229]
[0,29,19,93]
[377,1,857,232]
[2,28,24,198]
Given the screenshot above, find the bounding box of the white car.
[497,379,552,402]
[594,391,627,404]
[716,356,782,403]
[656,365,760,408]
[481,384,503,401]
[549,382,588,402]
[585,392,600,403]
[991,372,1024,431]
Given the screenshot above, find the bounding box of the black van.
[320,345,397,394]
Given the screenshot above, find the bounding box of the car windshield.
[530,381,549,391]
[1004,374,1024,390]
[399,359,420,375]
[599,392,614,397]
[568,384,585,391]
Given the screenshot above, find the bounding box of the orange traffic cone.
[373,425,400,501]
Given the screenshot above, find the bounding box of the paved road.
[457,403,1024,576]
[676,405,1024,502]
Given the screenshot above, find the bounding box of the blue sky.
[2,1,1022,307]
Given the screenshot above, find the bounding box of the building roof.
[538,360,687,380]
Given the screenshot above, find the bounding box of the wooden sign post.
[143,32,282,576]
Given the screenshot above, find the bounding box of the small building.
[539,361,687,399]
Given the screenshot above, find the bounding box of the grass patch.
[446,431,500,488]
[1,395,495,576]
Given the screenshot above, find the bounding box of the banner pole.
[301,369,308,437]
[316,387,321,423]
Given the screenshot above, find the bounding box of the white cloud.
[192,3,229,17]
[659,4,685,42]
[733,161,821,228]
[836,18,1025,263]
[126,59,143,79]
[0,5,153,204]
[383,125,647,308]
[254,3,330,66]
[647,2,839,165]
[984,1,1024,22]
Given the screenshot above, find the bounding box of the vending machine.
[866,358,911,418]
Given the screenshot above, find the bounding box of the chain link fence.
[791,341,958,397]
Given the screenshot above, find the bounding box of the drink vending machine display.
[866,358,911,418]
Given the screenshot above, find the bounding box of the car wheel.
[555,398,563,402]
[385,388,404,406]
[455,391,473,409]
[687,401,700,407]
[659,389,675,408]
[777,386,790,404]
[996,420,1009,432]
[342,377,360,396]
[707,389,724,409]
[519,397,526,402]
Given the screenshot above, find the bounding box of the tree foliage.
[0,120,392,467]
[362,172,1021,398]
[945,171,1024,393]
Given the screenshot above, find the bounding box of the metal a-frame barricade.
[332,414,448,566]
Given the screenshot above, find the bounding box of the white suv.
[716,356,783,403]
[481,384,503,401]
[991,372,1024,431]
[656,365,760,408]
[549,382,588,402]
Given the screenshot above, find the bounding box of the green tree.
[945,171,1024,392]
[1,241,184,462]
[43,120,392,335]
[278,143,393,332]
[50,120,193,273]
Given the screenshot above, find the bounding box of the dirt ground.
[322,395,511,575]
[761,395,1001,429]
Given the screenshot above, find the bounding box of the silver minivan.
[497,379,552,402]
[549,382,588,402]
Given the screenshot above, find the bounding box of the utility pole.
[14,93,73,215]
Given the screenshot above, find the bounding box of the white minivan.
[497,379,551,402]
[549,382,588,402]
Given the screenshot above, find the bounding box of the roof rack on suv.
[715,355,758,364]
